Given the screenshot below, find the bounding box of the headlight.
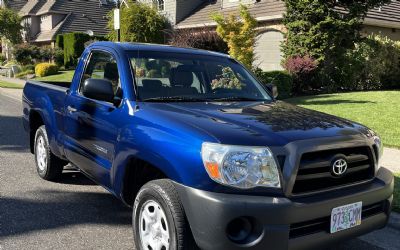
[201,142,281,189]
[374,135,383,164]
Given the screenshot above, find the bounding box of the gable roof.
[176,0,285,29]
[13,0,114,42]
[3,0,28,12]
[365,0,400,28]
[176,0,400,29]
[50,0,114,36]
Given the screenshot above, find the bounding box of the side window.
[80,51,121,99]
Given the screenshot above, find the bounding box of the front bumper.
[175,167,394,250]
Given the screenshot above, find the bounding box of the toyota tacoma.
[22,42,394,250]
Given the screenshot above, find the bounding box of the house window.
[153,0,164,11]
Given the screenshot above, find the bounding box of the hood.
[139,101,370,147]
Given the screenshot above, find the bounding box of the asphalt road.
[0,89,399,250]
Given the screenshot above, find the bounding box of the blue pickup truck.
[23,42,393,250]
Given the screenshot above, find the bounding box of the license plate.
[330,201,362,233]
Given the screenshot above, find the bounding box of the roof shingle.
[176,0,400,29]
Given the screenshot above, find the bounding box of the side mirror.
[266,83,278,99]
[82,78,114,103]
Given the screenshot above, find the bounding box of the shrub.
[0,54,6,65]
[283,55,318,94]
[56,34,64,49]
[212,4,257,69]
[107,1,169,43]
[12,44,40,65]
[35,63,59,77]
[282,0,391,90]
[39,46,53,61]
[255,70,293,99]
[53,48,64,67]
[343,35,400,90]
[22,64,35,71]
[168,27,228,53]
[63,32,91,68]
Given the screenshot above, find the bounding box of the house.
[158,0,400,71]
[1,0,114,58]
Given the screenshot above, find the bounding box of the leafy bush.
[212,4,257,69]
[0,7,23,44]
[12,44,40,65]
[35,63,59,77]
[56,34,64,49]
[63,32,91,68]
[255,70,293,99]
[283,55,318,94]
[282,0,391,90]
[22,64,35,71]
[107,1,169,43]
[54,48,64,67]
[343,35,400,90]
[168,27,228,53]
[0,54,6,65]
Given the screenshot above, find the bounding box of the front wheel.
[132,179,196,250]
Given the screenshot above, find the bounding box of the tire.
[132,179,197,250]
[34,125,66,181]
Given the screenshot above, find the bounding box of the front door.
[64,50,123,187]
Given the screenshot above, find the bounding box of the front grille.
[289,202,385,239]
[292,147,374,194]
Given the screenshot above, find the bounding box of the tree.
[107,1,169,44]
[211,4,257,69]
[0,7,22,44]
[282,0,391,89]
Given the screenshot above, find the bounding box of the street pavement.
[1,88,399,250]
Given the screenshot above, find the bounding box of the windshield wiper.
[142,96,208,102]
[207,97,265,102]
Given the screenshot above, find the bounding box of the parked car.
[22,42,394,250]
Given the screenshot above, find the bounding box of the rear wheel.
[133,179,197,250]
[34,125,66,180]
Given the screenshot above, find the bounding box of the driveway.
[0,88,399,250]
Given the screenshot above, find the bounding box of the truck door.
[63,50,123,188]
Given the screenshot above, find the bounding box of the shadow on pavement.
[0,115,29,152]
[0,190,131,238]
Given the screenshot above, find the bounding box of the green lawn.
[394,173,400,213]
[0,81,23,89]
[286,91,400,148]
[35,70,75,82]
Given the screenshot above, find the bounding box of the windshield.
[129,51,272,102]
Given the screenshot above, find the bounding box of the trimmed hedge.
[35,63,59,77]
[63,32,91,68]
[63,32,108,68]
[255,70,293,99]
[56,34,64,49]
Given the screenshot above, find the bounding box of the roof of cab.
[90,41,230,58]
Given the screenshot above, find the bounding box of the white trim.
[363,18,400,29]
[176,14,283,29]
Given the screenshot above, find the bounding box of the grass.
[0,81,23,89]
[34,70,75,82]
[286,91,400,148]
[394,173,400,213]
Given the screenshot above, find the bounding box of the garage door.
[254,30,284,71]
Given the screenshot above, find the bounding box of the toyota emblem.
[332,158,348,176]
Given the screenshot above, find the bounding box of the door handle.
[67,106,77,113]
